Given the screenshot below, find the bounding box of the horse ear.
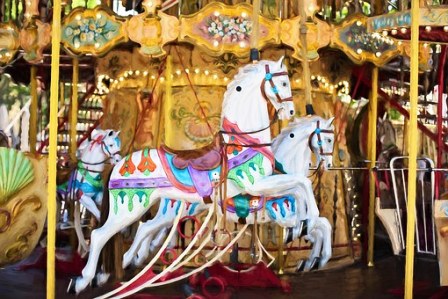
[116,130,121,136]
[277,56,285,69]
[327,117,335,126]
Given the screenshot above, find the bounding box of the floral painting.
[200,14,252,45]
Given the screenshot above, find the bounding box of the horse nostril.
[327,163,331,168]
[290,110,294,115]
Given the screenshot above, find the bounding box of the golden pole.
[69,58,79,161]
[298,0,312,109]
[367,66,378,267]
[250,0,260,50]
[47,0,61,297]
[29,65,38,154]
[404,0,420,295]
[164,55,174,147]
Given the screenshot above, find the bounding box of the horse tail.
[74,200,89,254]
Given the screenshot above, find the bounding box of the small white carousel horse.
[69,57,296,294]
[122,116,334,272]
[58,129,122,252]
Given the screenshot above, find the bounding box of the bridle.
[308,120,334,157]
[78,134,121,169]
[260,64,294,105]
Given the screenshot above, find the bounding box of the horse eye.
[109,144,113,147]
[236,86,242,92]
[282,82,287,87]
[327,139,331,143]
[108,131,114,136]
[289,133,294,138]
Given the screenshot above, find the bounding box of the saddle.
[161,142,222,171]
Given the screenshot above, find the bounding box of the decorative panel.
[0,23,20,65]
[281,16,331,61]
[61,6,128,56]
[331,14,402,66]
[179,2,280,57]
[20,19,51,63]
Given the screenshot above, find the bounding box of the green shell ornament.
[0,148,34,204]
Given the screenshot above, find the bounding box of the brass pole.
[69,57,79,161]
[29,65,38,153]
[47,0,62,298]
[367,66,378,267]
[404,0,420,295]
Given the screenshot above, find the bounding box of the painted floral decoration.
[63,13,120,50]
[201,15,252,44]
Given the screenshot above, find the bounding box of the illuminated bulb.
[213,74,218,80]
[96,13,101,19]
[423,43,428,48]
[194,68,200,74]
[185,69,190,74]
[241,12,247,18]
[204,70,210,76]
[119,77,124,81]
[5,52,10,57]
[375,52,381,57]
[400,27,407,34]
[76,15,81,21]
[94,42,100,48]
[356,21,362,26]
[135,70,140,75]
[311,75,316,80]
[175,69,181,75]
[425,26,431,32]
[382,30,388,36]
[160,77,165,82]
[239,41,246,48]
[224,77,229,82]
[444,26,448,32]
[129,71,133,75]
[150,75,156,80]
[213,40,219,47]
[391,29,397,35]
[143,71,148,76]
[356,48,363,54]
[398,41,402,46]
[124,72,128,78]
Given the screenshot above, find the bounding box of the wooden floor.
[0,249,443,299]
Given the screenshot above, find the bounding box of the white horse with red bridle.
[69,57,302,295]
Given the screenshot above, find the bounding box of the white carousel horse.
[123,116,334,272]
[57,129,122,252]
[68,57,296,294]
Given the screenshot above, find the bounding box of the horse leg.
[122,218,167,269]
[69,209,144,294]
[316,217,332,269]
[132,227,169,267]
[79,194,101,220]
[303,226,323,271]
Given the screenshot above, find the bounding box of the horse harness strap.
[260,64,293,104]
[308,120,334,156]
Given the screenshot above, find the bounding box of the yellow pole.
[404,0,420,296]
[250,0,260,50]
[47,0,61,298]
[164,55,174,147]
[367,66,378,267]
[298,0,312,108]
[29,65,38,154]
[69,58,79,161]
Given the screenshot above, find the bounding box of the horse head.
[101,130,122,164]
[272,116,335,174]
[260,56,295,120]
[308,116,335,170]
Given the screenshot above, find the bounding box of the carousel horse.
[68,57,296,294]
[123,115,334,272]
[57,129,122,252]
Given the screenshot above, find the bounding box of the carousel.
[0,0,447,298]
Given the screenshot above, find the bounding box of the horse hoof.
[295,260,305,272]
[67,278,77,294]
[311,258,320,271]
[93,272,110,287]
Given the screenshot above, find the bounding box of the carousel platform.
[0,247,443,299]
